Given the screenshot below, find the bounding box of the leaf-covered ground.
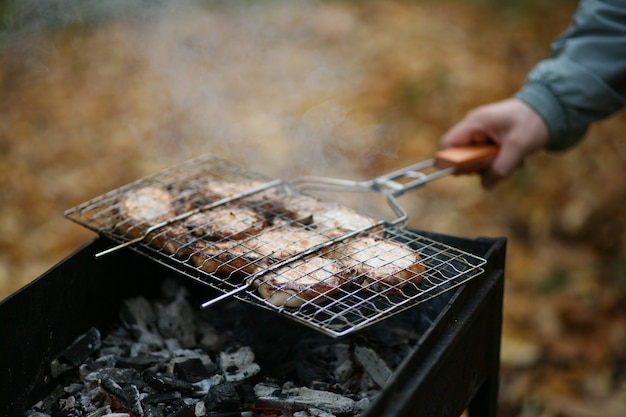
[1,1,625,415]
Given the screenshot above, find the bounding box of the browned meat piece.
[117,186,175,237]
[313,204,381,236]
[190,240,267,275]
[178,179,310,226]
[329,236,425,294]
[245,227,332,260]
[184,206,267,240]
[282,195,380,236]
[249,257,347,308]
[117,187,193,256]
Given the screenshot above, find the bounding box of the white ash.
[219,346,261,383]
[254,382,364,416]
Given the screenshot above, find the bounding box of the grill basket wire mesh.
[65,154,487,338]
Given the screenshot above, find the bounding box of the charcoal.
[147,400,191,417]
[79,386,103,412]
[191,374,225,396]
[172,357,213,382]
[50,327,102,377]
[204,382,241,411]
[294,408,336,417]
[166,338,185,352]
[194,400,207,416]
[83,405,113,417]
[143,391,183,405]
[296,361,332,387]
[195,319,220,351]
[122,385,144,417]
[236,382,256,408]
[353,345,392,388]
[120,297,163,347]
[171,403,196,417]
[86,367,143,387]
[101,378,144,416]
[24,412,49,417]
[25,280,423,417]
[253,384,355,415]
[50,360,74,379]
[333,359,353,384]
[218,347,260,383]
[143,370,194,394]
[64,383,85,395]
[34,386,69,414]
[116,354,163,371]
[102,327,134,347]
[54,394,92,417]
[86,355,118,371]
[358,371,378,394]
[353,397,370,413]
[167,350,217,377]
[142,404,163,417]
[155,293,197,348]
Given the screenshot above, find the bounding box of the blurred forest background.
[1,0,625,416]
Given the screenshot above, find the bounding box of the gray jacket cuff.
[515,82,570,151]
[515,55,624,151]
[515,80,587,151]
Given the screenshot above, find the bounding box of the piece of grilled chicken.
[282,195,381,237]
[190,239,266,275]
[248,256,347,308]
[184,205,267,240]
[244,226,333,260]
[116,183,425,305]
[329,236,425,294]
[117,186,193,257]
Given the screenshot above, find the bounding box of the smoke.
[2,0,397,214]
[120,0,374,178]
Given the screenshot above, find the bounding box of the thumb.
[480,141,526,189]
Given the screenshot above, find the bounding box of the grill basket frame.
[64,154,488,337]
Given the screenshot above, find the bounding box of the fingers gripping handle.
[435,145,499,174]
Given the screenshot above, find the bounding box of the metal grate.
[65,154,486,337]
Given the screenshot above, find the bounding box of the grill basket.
[65,154,487,337]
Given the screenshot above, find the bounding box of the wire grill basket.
[65,153,488,337]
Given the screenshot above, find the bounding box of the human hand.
[441,98,549,189]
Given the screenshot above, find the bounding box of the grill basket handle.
[435,145,499,173]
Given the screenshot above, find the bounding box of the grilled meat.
[115,182,425,304]
[329,236,425,294]
[313,204,381,236]
[283,195,380,236]
[245,227,332,260]
[249,257,347,308]
[117,186,193,256]
[191,239,266,275]
[184,206,267,240]
[179,179,311,226]
[118,187,175,236]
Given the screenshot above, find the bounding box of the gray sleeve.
[514,0,626,151]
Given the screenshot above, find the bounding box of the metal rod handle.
[201,283,252,309]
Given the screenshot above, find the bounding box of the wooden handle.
[435,145,499,173]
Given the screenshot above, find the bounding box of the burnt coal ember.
[25,279,451,417]
[50,327,102,378]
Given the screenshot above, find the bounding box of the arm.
[516,0,626,151]
[442,0,626,188]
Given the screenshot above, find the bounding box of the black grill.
[0,230,505,417]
